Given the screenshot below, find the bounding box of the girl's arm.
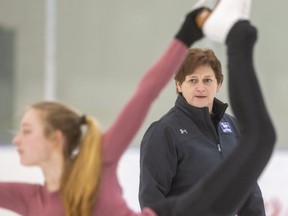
[0,182,36,215]
[103,39,187,163]
[102,8,204,163]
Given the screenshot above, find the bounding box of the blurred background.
[0,0,287,215]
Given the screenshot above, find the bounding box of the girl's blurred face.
[13,109,55,166]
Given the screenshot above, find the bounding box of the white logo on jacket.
[220,122,232,133]
[180,129,188,134]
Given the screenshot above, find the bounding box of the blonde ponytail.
[61,116,102,216]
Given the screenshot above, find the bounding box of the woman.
[0,0,276,216]
[150,0,276,215]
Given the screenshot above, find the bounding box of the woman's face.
[177,65,221,113]
[13,108,56,166]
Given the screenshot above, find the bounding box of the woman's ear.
[216,83,222,93]
[50,130,65,148]
[176,81,183,93]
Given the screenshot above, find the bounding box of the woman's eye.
[22,129,31,135]
[189,79,197,83]
[204,78,213,84]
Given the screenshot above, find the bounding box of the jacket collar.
[175,94,228,122]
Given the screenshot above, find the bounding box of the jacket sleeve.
[238,183,266,215]
[138,122,178,209]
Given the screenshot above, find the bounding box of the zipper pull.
[217,144,222,152]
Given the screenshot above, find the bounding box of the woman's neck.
[41,153,64,192]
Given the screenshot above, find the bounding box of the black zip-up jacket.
[139,95,265,215]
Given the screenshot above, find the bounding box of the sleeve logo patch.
[220,122,232,133]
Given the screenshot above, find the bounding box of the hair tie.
[79,115,86,125]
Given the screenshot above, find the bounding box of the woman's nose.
[196,82,205,91]
[12,134,20,146]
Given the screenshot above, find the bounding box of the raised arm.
[103,6,206,163]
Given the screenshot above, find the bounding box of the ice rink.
[0,146,287,216]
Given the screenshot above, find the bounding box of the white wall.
[0,0,288,148]
[0,146,288,216]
